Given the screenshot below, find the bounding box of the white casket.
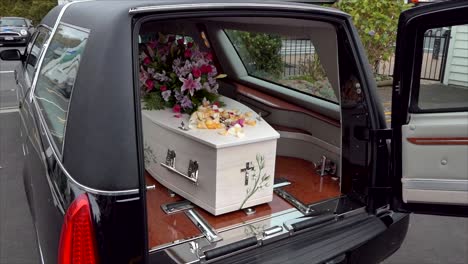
[142,96,280,215]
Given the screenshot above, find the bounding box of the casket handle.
[161,162,199,185]
[161,149,199,185]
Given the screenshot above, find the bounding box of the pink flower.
[145,79,154,91]
[192,67,201,78]
[173,104,181,113]
[184,49,192,58]
[173,113,182,118]
[187,42,193,48]
[143,57,151,65]
[160,85,167,91]
[177,38,184,45]
[148,41,157,49]
[200,64,212,74]
[205,52,213,61]
[168,36,176,42]
[213,101,220,107]
[179,74,202,96]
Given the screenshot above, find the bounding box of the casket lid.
[142,96,279,149]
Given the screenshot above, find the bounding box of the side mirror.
[0,49,22,61]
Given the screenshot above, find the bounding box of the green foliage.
[334,0,411,70]
[142,93,165,111]
[226,30,284,79]
[298,55,327,83]
[0,0,57,25]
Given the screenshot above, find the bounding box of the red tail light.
[58,193,99,264]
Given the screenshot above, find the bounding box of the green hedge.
[0,0,57,25]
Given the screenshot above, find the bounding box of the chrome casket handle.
[160,149,199,185]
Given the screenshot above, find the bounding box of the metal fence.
[280,38,315,78]
[281,27,452,82]
[375,27,451,81]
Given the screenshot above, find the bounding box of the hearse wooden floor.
[146,156,341,248]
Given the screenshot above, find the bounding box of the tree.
[0,0,57,25]
[226,30,284,79]
[334,0,411,71]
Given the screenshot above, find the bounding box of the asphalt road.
[0,46,40,263]
[0,46,467,264]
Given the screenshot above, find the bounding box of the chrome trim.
[274,188,312,215]
[0,32,21,36]
[185,209,222,243]
[0,107,19,113]
[31,98,140,196]
[217,208,298,233]
[36,230,45,264]
[262,225,283,237]
[273,181,291,189]
[129,2,345,15]
[161,200,194,214]
[403,179,468,192]
[116,196,140,203]
[149,235,204,253]
[161,162,199,184]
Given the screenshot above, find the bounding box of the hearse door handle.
[146,184,156,191]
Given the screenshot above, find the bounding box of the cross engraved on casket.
[166,149,176,168]
[241,162,254,186]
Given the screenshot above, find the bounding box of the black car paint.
[9,1,429,263]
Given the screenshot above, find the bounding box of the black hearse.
[1,0,467,263]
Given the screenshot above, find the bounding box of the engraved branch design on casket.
[143,143,157,166]
[240,154,271,209]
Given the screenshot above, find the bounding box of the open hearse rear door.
[391,0,468,216]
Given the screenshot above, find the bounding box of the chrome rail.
[185,209,222,243]
[160,162,199,184]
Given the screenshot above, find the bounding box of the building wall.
[443,25,468,88]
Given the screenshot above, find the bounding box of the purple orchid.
[161,90,172,102]
[174,90,184,101]
[180,96,193,109]
[154,71,170,82]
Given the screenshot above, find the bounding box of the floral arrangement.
[139,34,225,114]
[189,98,257,137]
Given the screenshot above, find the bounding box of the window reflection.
[34,24,89,151]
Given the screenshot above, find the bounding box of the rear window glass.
[225,29,338,103]
[34,23,89,152]
[415,25,468,111]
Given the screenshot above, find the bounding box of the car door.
[18,26,51,217]
[392,0,468,215]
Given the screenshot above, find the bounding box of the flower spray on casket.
[139,34,257,137]
[139,33,225,113]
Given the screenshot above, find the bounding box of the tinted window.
[34,24,89,151]
[0,18,27,27]
[26,30,49,81]
[225,30,338,103]
[416,24,468,111]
